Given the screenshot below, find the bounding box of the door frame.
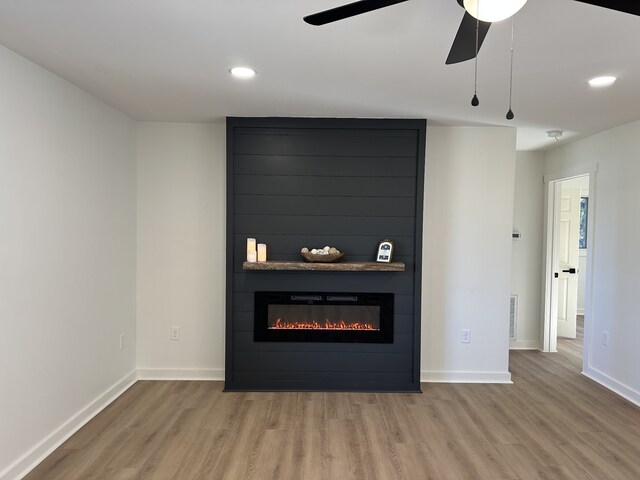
[541,163,597,372]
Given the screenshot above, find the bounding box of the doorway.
[542,165,596,374]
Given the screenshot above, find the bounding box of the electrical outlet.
[170,326,180,341]
[119,333,125,350]
[461,329,471,344]
[602,331,609,347]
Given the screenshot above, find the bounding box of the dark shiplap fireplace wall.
[225,117,426,391]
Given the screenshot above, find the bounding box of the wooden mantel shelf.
[242,261,405,272]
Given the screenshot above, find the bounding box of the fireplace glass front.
[254,292,393,343]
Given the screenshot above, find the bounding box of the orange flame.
[269,318,378,331]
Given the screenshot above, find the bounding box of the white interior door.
[556,187,580,338]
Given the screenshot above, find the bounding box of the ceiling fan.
[304,0,640,65]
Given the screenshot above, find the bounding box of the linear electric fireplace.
[254,292,394,343]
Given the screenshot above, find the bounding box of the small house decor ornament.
[376,239,394,263]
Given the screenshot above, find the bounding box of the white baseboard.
[509,339,541,350]
[421,370,512,384]
[137,368,224,381]
[582,366,640,407]
[0,369,137,480]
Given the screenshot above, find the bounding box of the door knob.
[562,268,577,274]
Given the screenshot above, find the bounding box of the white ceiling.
[1,0,639,150]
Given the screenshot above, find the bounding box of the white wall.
[136,122,226,379]
[545,120,640,404]
[510,151,545,349]
[0,45,137,478]
[422,126,517,382]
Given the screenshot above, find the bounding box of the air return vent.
[509,295,518,340]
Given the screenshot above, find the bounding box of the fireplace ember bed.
[254,291,394,343]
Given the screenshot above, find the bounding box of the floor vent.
[509,295,518,340]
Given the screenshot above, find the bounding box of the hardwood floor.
[25,335,640,480]
[557,315,584,363]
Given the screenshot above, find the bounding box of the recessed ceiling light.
[230,67,256,79]
[588,75,616,88]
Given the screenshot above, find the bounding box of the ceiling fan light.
[463,0,527,22]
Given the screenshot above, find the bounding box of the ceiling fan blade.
[573,0,640,16]
[304,0,410,26]
[446,12,491,65]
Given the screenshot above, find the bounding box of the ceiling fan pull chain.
[506,16,515,120]
[471,12,480,107]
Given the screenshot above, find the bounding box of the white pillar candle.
[247,250,257,263]
[257,243,267,262]
[246,238,256,253]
